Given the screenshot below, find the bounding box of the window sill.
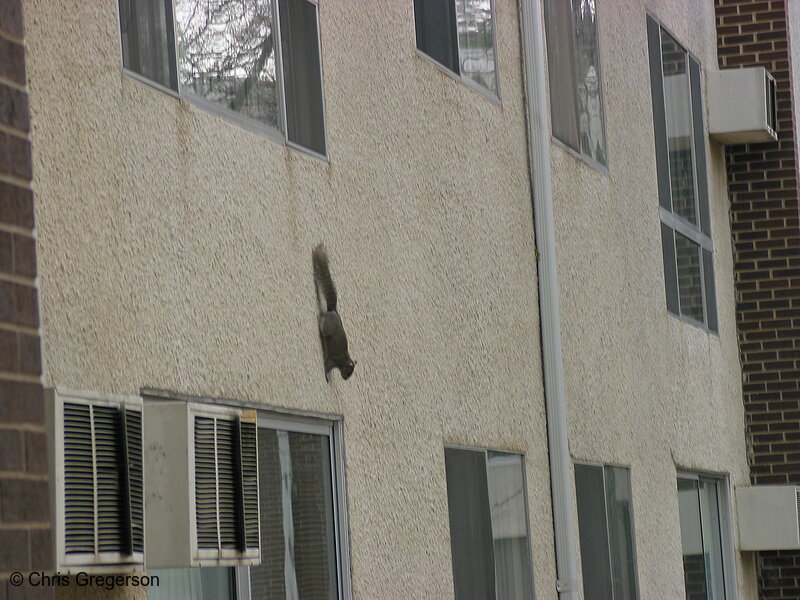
[667,309,719,337]
[415,49,502,106]
[121,69,328,163]
[551,136,609,176]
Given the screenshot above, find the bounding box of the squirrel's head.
[340,360,356,380]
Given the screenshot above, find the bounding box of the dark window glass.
[576,464,613,600]
[445,448,534,600]
[605,467,638,600]
[445,447,496,600]
[675,233,704,323]
[279,0,326,155]
[575,464,638,600]
[414,0,459,73]
[702,249,717,332]
[660,223,679,315]
[119,0,177,89]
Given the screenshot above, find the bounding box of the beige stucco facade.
[553,1,755,599]
[22,0,756,599]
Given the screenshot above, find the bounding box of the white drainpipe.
[519,0,579,598]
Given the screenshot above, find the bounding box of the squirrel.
[312,244,356,381]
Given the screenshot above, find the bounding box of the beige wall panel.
[551,0,755,599]
[24,0,554,599]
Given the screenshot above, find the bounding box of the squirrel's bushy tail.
[312,244,338,312]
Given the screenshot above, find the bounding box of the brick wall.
[715,1,800,598]
[0,0,52,597]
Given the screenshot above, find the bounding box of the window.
[414,0,498,96]
[574,463,639,600]
[247,415,348,600]
[676,473,735,600]
[118,0,326,156]
[149,568,237,600]
[444,447,534,600]
[544,0,607,166]
[150,413,350,600]
[647,16,717,331]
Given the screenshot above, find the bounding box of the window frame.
[543,0,610,173]
[233,412,352,600]
[116,0,329,160]
[413,0,502,103]
[676,470,738,600]
[443,443,536,600]
[647,15,718,333]
[574,461,641,600]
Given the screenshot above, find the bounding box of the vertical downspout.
[519,0,579,598]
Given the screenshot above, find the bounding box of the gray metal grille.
[796,488,800,542]
[125,409,145,553]
[63,403,95,553]
[240,420,260,549]
[194,414,259,553]
[62,401,144,557]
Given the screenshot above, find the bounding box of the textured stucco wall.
[24,0,554,599]
[24,0,757,599]
[551,1,755,599]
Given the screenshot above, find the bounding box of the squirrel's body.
[312,245,355,380]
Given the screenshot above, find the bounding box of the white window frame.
[413,0,501,103]
[234,412,353,600]
[676,470,738,600]
[647,15,718,333]
[116,0,329,160]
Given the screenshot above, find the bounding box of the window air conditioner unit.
[708,66,777,144]
[736,485,800,550]
[46,388,145,573]
[144,401,260,567]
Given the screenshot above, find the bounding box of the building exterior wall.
[551,1,755,598]
[17,0,765,599]
[0,0,52,597]
[715,0,800,598]
[22,0,554,599]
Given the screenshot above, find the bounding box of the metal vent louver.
[144,401,260,567]
[796,487,800,539]
[48,389,145,572]
[194,416,259,553]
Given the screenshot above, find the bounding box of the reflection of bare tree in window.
[175,0,280,128]
[456,0,496,93]
[573,0,606,164]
